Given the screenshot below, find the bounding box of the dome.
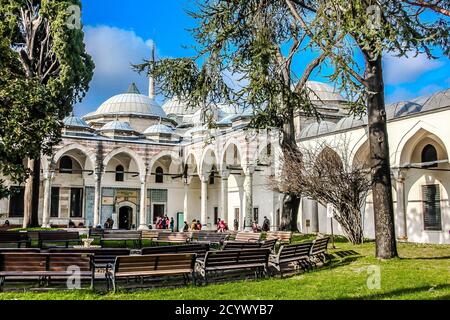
[335,115,368,131]
[386,88,450,120]
[299,121,336,139]
[162,97,199,116]
[100,120,135,132]
[87,83,167,119]
[63,116,90,129]
[143,124,176,135]
[306,81,346,102]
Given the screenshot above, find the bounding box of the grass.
[0,236,448,300]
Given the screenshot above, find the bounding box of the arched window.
[115,165,124,182]
[422,144,438,168]
[60,156,73,174]
[155,167,164,183]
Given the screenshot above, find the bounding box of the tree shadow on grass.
[400,256,450,260]
[343,284,450,300]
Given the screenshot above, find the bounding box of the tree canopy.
[0,0,94,197]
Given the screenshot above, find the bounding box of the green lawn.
[0,236,448,300]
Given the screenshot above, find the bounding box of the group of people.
[156,216,175,232]
[252,216,271,232]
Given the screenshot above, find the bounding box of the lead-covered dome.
[162,97,199,116]
[306,81,346,102]
[299,121,336,139]
[86,83,167,119]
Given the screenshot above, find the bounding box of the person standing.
[191,219,197,230]
[183,221,189,232]
[170,217,175,232]
[262,216,270,232]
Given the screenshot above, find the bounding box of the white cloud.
[383,52,443,85]
[75,25,154,116]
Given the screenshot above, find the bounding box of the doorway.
[119,206,132,230]
[153,204,165,223]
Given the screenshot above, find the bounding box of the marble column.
[200,174,208,229]
[183,182,189,225]
[41,167,53,228]
[220,170,230,221]
[395,171,407,240]
[93,170,102,227]
[138,175,149,230]
[243,165,255,231]
[311,199,319,233]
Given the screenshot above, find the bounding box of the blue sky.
[75,0,450,116]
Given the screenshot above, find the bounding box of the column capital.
[220,170,231,179]
[392,169,406,182]
[199,173,209,183]
[242,164,256,175]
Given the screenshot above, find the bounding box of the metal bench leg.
[0,276,5,292]
[112,276,117,293]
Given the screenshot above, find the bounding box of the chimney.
[149,42,156,100]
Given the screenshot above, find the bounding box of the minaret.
[149,42,156,100]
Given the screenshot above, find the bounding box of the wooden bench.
[269,241,314,276]
[38,231,81,249]
[0,253,95,291]
[88,228,104,239]
[222,241,261,250]
[266,231,293,244]
[0,231,31,248]
[49,248,131,269]
[0,248,40,254]
[152,232,192,245]
[107,253,197,292]
[259,238,278,252]
[192,232,229,246]
[100,230,142,248]
[234,232,262,242]
[310,237,330,263]
[141,230,160,242]
[196,248,270,284]
[141,243,210,260]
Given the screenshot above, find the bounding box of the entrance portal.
[119,206,132,230]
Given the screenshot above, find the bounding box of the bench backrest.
[223,241,261,250]
[102,231,141,239]
[204,249,270,268]
[260,238,278,251]
[310,237,330,256]
[89,229,105,237]
[38,231,80,241]
[0,252,94,273]
[0,253,47,272]
[266,231,293,243]
[234,232,261,242]
[141,244,209,259]
[157,232,192,242]
[0,248,40,254]
[114,253,196,274]
[141,230,160,240]
[196,232,229,242]
[47,253,94,272]
[278,242,314,260]
[49,248,130,266]
[0,231,30,243]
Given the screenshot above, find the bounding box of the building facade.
[1,76,449,244]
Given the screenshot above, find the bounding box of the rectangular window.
[214,207,219,224]
[422,185,442,231]
[50,187,60,218]
[70,188,83,218]
[253,207,259,223]
[9,186,24,217]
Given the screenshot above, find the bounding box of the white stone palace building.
[0,75,449,244]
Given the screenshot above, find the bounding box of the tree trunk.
[22,158,34,228]
[281,113,300,231]
[30,156,41,227]
[364,54,398,259]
